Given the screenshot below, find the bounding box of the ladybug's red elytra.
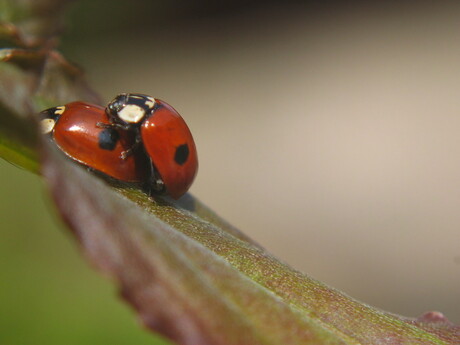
[105,93,198,199]
[40,101,149,183]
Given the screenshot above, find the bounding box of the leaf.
[38,133,460,345]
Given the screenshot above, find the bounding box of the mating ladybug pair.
[40,93,198,199]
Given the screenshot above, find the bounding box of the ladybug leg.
[96,122,131,131]
[120,145,137,159]
[96,122,115,129]
[145,159,165,196]
[119,134,142,160]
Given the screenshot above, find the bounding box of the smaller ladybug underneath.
[40,95,198,199]
[40,101,149,183]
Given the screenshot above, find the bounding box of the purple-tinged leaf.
[40,136,460,345]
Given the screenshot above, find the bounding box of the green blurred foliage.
[0,160,171,345]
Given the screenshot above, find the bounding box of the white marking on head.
[54,106,65,115]
[40,118,56,134]
[145,97,156,109]
[118,104,145,123]
[130,95,143,99]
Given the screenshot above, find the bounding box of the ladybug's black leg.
[96,122,132,131]
[119,133,142,160]
[96,122,112,129]
[145,158,165,196]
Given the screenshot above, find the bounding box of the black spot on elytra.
[98,128,120,150]
[174,144,189,165]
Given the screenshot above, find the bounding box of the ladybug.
[105,93,198,199]
[40,101,149,183]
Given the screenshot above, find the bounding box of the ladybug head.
[106,93,156,127]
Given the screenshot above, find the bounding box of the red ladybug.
[105,93,198,199]
[40,101,149,182]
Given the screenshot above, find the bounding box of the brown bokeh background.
[2,1,459,344]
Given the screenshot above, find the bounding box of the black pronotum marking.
[108,93,160,124]
[98,128,120,150]
[40,107,64,138]
[152,102,162,112]
[41,107,61,122]
[174,144,189,165]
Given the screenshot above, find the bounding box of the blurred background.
[1,1,460,344]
